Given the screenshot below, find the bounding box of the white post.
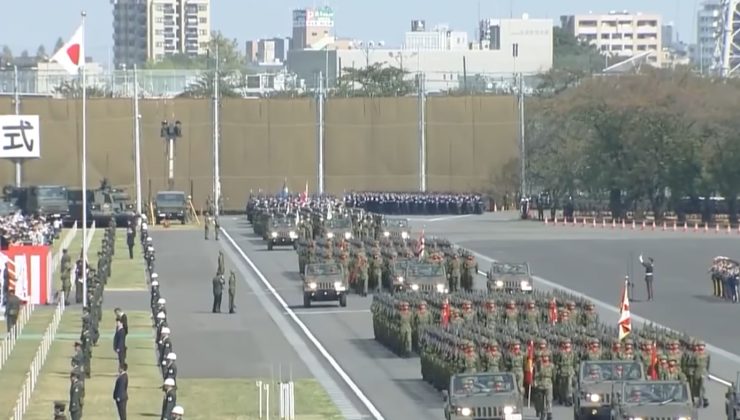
[418,73,426,192]
[80,11,88,307]
[317,72,325,194]
[133,64,143,216]
[256,380,263,418]
[13,65,21,187]
[213,48,221,215]
[167,138,175,189]
[264,383,270,420]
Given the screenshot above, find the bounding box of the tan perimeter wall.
[0,95,518,209]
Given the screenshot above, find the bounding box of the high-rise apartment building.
[560,11,662,66]
[694,0,723,70]
[403,21,468,50]
[111,0,211,67]
[291,6,334,50]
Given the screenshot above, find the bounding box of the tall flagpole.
[133,64,142,217]
[81,11,88,307]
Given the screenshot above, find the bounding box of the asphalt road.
[221,215,580,420]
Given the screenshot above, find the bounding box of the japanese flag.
[618,280,631,340]
[51,24,84,76]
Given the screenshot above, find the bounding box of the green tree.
[179,71,244,98]
[53,37,65,53]
[552,26,605,73]
[53,80,116,98]
[19,50,29,58]
[145,31,245,71]
[36,45,47,59]
[333,63,416,97]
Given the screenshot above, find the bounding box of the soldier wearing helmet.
[398,301,413,356]
[522,299,538,325]
[555,338,576,406]
[609,342,622,360]
[448,253,461,292]
[504,300,518,326]
[506,340,524,392]
[534,353,554,420]
[579,301,598,328]
[584,338,602,360]
[687,340,709,407]
[482,300,497,326]
[460,300,475,322]
[483,340,502,372]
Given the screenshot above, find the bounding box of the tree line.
[525,68,740,222]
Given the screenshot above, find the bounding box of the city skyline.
[3,0,699,61]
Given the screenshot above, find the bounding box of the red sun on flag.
[66,44,81,65]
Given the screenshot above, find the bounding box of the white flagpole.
[133,64,142,216]
[81,11,88,307]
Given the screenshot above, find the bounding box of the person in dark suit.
[113,363,128,420]
[114,308,129,335]
[126,228,135,259]
[113,319,127,367]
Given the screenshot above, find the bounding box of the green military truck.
[154,191,187,224]
[302,262,347,308]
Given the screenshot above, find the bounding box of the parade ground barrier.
[10,297,65,420]
[0,303,35,371]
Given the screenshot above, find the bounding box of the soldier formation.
[344,192,486,215]
[140,218,187,420]
[710,256,739,302]
[371,289,711,418]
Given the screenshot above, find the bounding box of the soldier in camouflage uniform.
[686,340,709,406]
[555,338,576,406]
[534,354,554,420]
[481,339,503,372]
[481,300,497,326]
[660,358,687,382]
[506,340,525,393]
[447,254,461,292]
[503,300,518,326]
[411,301,430,352]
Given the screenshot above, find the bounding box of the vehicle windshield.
[111,192,130,202]
[623,382,689,403]
[451,374,516,395]
[492,263,528,275]
[306,263,342,276]
[271,218,296,227]
[35,186,67,201]
[581,361,643,381]
[326,218,351,229]
[406,263,445,277]
[383,219,409,228]
[156,193,185,204]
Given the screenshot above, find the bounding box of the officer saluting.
[639,254,654,301]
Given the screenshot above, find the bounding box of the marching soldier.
[61,249,72,304]
[204,213,211,240]
[687,340,709,407]
[555,339,575,406]
[448,254,460,292]
[212,274,224,313]
[228,270,236,314]
[534,354,554,420]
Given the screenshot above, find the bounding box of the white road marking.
[407,215,473,223]
[471,250,734,387]
[221,228,386,420]
[290,310,370,315]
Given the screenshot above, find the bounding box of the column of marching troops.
[343,192,487,215]
[371,291,712,420]
[710,256,740,302]
[49,219,185,420]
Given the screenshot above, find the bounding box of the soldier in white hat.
[171,405,184,420]
[161,378,177,420]
[164,352,177,382]
[158,327,173,372]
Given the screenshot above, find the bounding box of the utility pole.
[316,71,325,194]
[160,120,182,190]
[12,65,21,187]
[213,46,221,215]
[417,73,426,192]
[517,73,526,197]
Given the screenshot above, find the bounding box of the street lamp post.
[160,120,182,190]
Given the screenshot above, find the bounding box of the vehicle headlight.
[397,276,404,283]
[309,283,317,289]
[503,406,514,414]
[271,232,278,238]
[495,280,504,287]
[676,417,687,420]
[436,284,446,292]
[289,231,297,238]
[411,284,419,291]
[630,418,644,420]
[460,407,471,416]
[589,394,600,402]
[344,232,351,239]
[334,281,344,290]
[383,231,390,237]
[520,280,532,290]
[327,232,334,238]
[401,231,408,239]
[159,213,165,217]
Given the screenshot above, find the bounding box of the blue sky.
[3,0,699,61]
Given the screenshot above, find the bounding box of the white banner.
[0,115,40,159]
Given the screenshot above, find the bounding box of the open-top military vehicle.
[387,257,414,291]
[398,262,448,293]
[322,217,353,240]
[726,372,740,419]
[266,217,299,250]
[302,262,347,308]
[486,262,533,294]
[574,360,645,420]
[380,218,410,239]
[615,380,697,420]
[443,372,523,420]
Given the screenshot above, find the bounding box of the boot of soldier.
[703,397,709,407]
[546,412,552,420]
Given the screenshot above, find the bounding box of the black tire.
[303,293,311,308]
[339,294,347,307]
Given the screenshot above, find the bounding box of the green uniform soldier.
[357,255,369,296]
[217,251,225,276]
[482,340,503,372]
[660,359,687,382]
[506,341,525,393]
[370,253,382,292]
[214,216,220,240]
[212,274,224,313]
[448,254,460,292]
[687,340,709,406]
[71,341,85,374]
[81,329,92,378]
[534,354,554,420]
[460,341,478,372]
[555,339,576,406]
[61,249,72,305]
[411,301,430,352]
[398,301,412,356]
[4,288,21,334]
[228,270,236,314]
[68,370,84,420]
[204,214,211,239]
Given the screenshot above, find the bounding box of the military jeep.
[380,218,410,240]
[322,217,353,240]
[616,380,697,420]
[574,360,645,420]
[265,218,299,250]
[443,372,523,420]
[486,262,533,293]
[302,262,347,308]
[399,262,448,293]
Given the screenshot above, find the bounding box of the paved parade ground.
[216,213,736,420]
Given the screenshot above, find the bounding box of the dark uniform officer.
[126,228,135,259]
[4,288,21,335]
[113,363,128,420]
[228,270,236,314]
[158,327,172,371]
[61,249,72,304]
[69,370,84,420]
[164,352,177,381]
[212,274,224,313]
[115,308,129,335]
[161,378,177,420]
[639,254,654,301]
[113,319,127,367]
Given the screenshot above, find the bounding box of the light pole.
[356,40,384,67]
[160,120,182,190]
